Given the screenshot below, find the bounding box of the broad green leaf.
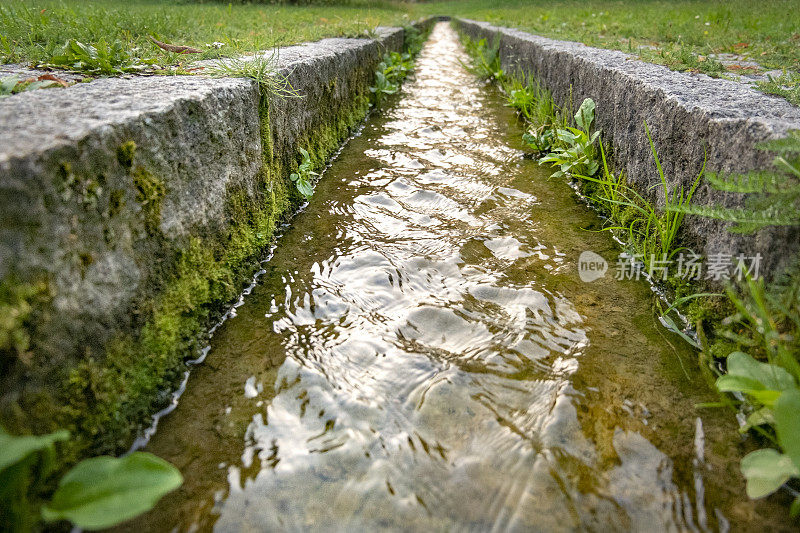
[295,180,314,198]
[723,351,796,391]
[1,76,18,94]
[740,407,775,433]
[556,129,575,143]
[41,452,182,530]
[740,448,799,499]
[791,496,800,518]
[0,428,69,473]
[716,374,767,393]
[716,373,783,405]
[775,389,800,469]
[574,98,595,131]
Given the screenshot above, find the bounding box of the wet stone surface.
[126,23,791,532]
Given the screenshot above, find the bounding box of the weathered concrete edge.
[0,19,433,452]
[455,18,800,279]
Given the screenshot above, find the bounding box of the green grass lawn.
[2,0,798,77]
[419,0,800,73]
[0,0,414,68]
[418,0,800,104]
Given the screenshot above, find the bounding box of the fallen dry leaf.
[37,74,70,87]
[726,64,758,71]
[149,36,202,54]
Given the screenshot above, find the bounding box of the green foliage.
[539,98,601,179]
[716,353,800,508]
[0,428,68,473]
[673,131,800,233]
[638,42,725,77]
[207,52,299,99]
[42,452,182,530]
[459,20,800,517]
[370,51,413,107]
[571,122,703,272]
[755,71,800,107]
[403,23,425,57]
[0,0,414,68]
[48,39,148,74]
[506,78,550,122]
[577,142,628,221]
[463,36,699,271]
[369,69,398,106]
[1,426,181,531]
[707,270,800,508]
[0,427,69,531]
[741,448,799,500]
[0,75,63,99]
[462,37,504,81]
[502,76,568,153]
[290,147,318,199]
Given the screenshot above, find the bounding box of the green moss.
[132,166,166,236]
[57,161,103,211]
[116,140,137,171]
[0,280,49,376]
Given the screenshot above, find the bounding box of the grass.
[4,0,798,75]
[756,71,800,107]
[0,0,414,67]
[419,0,800,76]
[2,0,798,105]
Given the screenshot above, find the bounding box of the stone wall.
[0,21,432,454]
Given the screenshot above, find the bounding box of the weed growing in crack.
[290,147,317,199]
[539,97,602,179]
[461,36,504,81]
[207,51,300,99]
[370,51,414,107]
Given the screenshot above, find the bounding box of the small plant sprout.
[539,98,602,179]
[290,147,317,199]
[370,52,413,107]
[462,37,504,81]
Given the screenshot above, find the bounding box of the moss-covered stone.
[132,166,166,237]
[0,32,419,516]
[34,81,376,461]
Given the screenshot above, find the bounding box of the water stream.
[126,23,789,531]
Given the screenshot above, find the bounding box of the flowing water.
[127,23,790,531]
